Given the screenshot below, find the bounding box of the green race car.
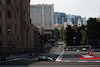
[38,56,55,61]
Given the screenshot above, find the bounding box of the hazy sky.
[30,0,100,20]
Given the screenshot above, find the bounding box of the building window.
[14,0,15,4]
[0,26,1,33]
[7,0,10,3]
[0,40,1,46]
[14,12,16,20]
[8,11,11,18]
[29,0,30,2]
[7,0,11,5]
[0,11,1,17]
[0,0,1,4]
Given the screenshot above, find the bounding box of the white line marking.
[56,45,61,52]
[50,46,55,52]
[78,61,87,62]
[97,61,100,62]
[82,55,94,58]
[64,60,71,62]
[71,54,76,60]
[56,50,64,61]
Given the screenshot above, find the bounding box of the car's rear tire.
[38,58,41,61]
[46,58,48,61]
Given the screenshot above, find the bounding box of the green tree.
[75,28,82,45]
[97,17,100,22]
[54,28,59,39]
[86,18,100,39]
[80,25,86,31]
[59,26,66,42]
[80,30,86,45]
[72,25,82,45]
[66,25,76,46]
[72,25,78,32]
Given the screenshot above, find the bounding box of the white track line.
[78,61,87,62]
[50,46,55,52]
[56,50,64,61]
[71,54,76,60]
[56,45,61,52]
[97,61,100,62]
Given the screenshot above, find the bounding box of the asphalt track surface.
[0,42,100,67]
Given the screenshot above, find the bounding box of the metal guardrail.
[64,45,92,54]
[0,46,43,57]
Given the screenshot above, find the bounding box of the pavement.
[92,52,100,54]
[0,42,56,63]
[0,42,100,67]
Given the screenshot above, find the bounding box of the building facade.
[54,23,62,29]
[30,24,34,47]
[54,12,67,26]
[64,22,69,29]
[34,26,40,47]
[30,4,54,30]
[0,0,31,56]
[54,13,86,27]
[67,14,86,26]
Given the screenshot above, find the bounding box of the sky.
[30,0,100,20]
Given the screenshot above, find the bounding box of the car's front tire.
[38,58,41,61]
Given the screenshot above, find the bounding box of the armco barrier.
[92,49,100,52]
[0,46,44,57]
[0,57,5,61]
[0,54,31,61]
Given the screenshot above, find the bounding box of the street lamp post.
[73,36,76,45]
[8,28,13,50]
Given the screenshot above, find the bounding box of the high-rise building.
[67,14,86,26]
[83,17,86,25]
[54,13,86,26]
[30,4,54,30]
[54,12,67,26]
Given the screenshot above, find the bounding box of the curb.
[56,59,100,62]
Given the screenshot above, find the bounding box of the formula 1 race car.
[38,56,55,61]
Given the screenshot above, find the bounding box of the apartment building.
[67,14,86,26]
[0,0,31,56]
[30,4,54,30]
[54,12,67,26]
[54,12,86,27]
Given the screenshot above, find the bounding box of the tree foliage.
[86,18,100,39]
[54,28,59,38]
[80,30,86,45]
[72,25,83,45]
[66,25,76,46]
[76,28,82,45]
[59,26,66,42]
[54,18,100,46]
